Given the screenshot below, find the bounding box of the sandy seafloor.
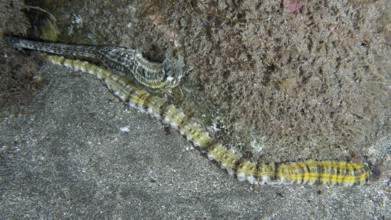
[0,60,389,219]
[1,0,391,218]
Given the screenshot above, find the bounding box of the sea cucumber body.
[45,54,370,186]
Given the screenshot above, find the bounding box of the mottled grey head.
[162,49,184,87]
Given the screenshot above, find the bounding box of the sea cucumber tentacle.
[44,54,371,186]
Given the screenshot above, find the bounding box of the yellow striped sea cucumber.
[42,54,370,187]
[6,36,371,186]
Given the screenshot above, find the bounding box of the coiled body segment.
[42,54,370,187]
[6,36,184,90]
